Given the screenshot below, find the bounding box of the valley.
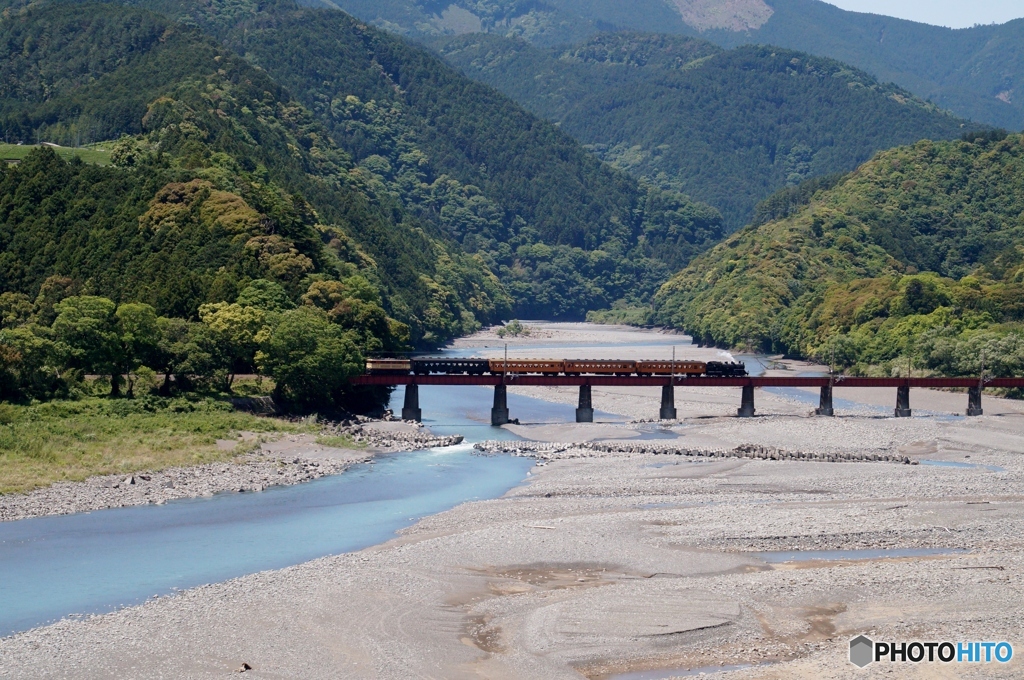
[2,0,1024,677]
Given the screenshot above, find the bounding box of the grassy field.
[0,143,112,166]
[0,396,307,495]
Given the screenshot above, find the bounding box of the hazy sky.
[825,1,1024,28]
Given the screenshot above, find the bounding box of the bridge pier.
[815,383,834,416]
[491,384,510,426]
[895,385,912,418]
[738,385,756,417]
[576,385,594,423]
[660,384,677,420]
[401,384,422,422]
[967,386,983,416]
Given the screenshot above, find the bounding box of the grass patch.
[0,396,308,495]
[315,434,367,450]
[585,304,655,327]
[0,143,112,166]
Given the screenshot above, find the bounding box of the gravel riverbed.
[2,324,1023,679]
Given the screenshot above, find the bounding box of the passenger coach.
[366,358,747,377]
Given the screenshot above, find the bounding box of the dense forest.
[209,9,725,314]
[4,0,1022,408]
[654,131,1024,379]
[74,0,727,318]
[0,3,511,408]
[437,31,969,229]
[319,0,1024,130]
[0,1,731,407]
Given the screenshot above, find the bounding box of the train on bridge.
[365,358,748,378]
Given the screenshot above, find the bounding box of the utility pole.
[979,349,986,397]
[968,349,986,417]
[830,343,836,389]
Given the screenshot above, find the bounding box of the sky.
[824,1,1024,28]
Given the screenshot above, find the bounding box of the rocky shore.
[0,419,464,522]
[474,440,914,464]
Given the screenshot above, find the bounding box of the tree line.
[0,276,396,410]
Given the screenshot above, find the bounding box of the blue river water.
[0,385,607,638]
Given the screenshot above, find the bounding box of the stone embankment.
[474,440,913,464]
[1,418,464,522]
[323,418,464,450]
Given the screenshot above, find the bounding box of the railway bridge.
[351,374,1024,425]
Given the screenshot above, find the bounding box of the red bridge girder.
[351,375,1024,389]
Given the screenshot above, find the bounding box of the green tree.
[153,316,193,393]
[0,292,34,329]
[114,303,161,396]
[52,296,122,395]
[198,302,267,390]
[255,307,363,411]
[0,325,70,401]
[236,279,295,312]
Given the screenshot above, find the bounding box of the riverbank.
[0,420,463,521]
[2,324,1022,678]
[2,416,1021,678]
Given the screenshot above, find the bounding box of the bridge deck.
[352,375,1024,388]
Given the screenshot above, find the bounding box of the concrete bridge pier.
[660,384,677,420]
[576,385,594,423]
[737,385,756,417]
[895,385,912,418]
[815,383,834,416]
[402,383,422,422]
[967,386,983,416]
[491,384,510,426]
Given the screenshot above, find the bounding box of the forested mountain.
[0,0,729,323]
[318,0,1024,130]
[0,2,521,407]
[0,3,505,346]
[654,131,1024,377]
[437,32,968,229]
[55,0,726,317]
[706,0,1024,132]
[210,8,726,312]
[299,0,688,47]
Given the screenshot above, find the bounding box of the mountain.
[1,0,728,324]
[116,0,728,317]
[436,31,969,229]
[0,2,507,348]
[705,0,1024,132]
[317,0,1024,130]
[653,130,1024,377]
[298,0,689,46]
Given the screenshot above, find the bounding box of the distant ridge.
[437,31,969,229]
[314,0,1024,130]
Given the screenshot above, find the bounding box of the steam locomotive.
[365,358,748,377]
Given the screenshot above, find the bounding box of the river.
[0,327,836,638]
[0,383,613,637]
